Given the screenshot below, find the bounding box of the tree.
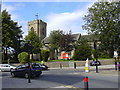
[18,52,28,64]
[49,30,63,60]
[60,30,73,51]
[82,1,120,57]
[2,10,23,62]
[41,50,50,62]
[25,30,42,60]
[73,37,92,60]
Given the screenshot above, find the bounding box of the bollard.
[85,58,89,72]
[115,61,117,70]
[118,62,120,71]
[74,62,76,69]
[60,63,62,69]
[84,77,89,90]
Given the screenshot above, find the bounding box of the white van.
[0,64,16,72]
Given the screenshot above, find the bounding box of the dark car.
[38,64,49,70]
[10,63,42,78]
[90,60,101,66]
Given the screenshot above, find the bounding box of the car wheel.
[11,73,15,77]
[25,73,29,78]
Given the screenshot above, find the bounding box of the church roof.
[42,33,81,44]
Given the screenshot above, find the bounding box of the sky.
[2,0,97,38]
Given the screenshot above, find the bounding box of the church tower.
[28,19,47,40]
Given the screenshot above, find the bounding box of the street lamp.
[94,40,99,73]
[24,40,33,83]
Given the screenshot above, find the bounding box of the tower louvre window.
[31,27,34,31]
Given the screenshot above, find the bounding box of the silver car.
[0,64,16,72]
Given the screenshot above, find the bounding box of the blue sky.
[2,1,96,38]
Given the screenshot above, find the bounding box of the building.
[28,19,47,40]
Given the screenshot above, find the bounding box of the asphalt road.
[1,69,119,89]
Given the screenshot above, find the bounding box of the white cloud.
[46,11,83,36]
[46,10,87,36]
[45,2,96,36]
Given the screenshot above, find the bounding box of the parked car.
[10,63,42,78]
[0,64,16,72]
[38,64,49,70]
[90,60,101,66]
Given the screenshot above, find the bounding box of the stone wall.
[45,59,115,68]
[13,59,115,68]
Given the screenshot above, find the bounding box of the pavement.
[49,64,119,75]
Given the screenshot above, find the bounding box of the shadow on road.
[37,74,84,85]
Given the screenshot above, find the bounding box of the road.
[1,69,119,89]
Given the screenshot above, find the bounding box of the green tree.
[41,50,50,62]
[82,1,120,57]
[49,30,74,60]
[73,37,91,60]
[49,30,63,60]
[2,10,23,62]
[18,52,28,64]
[60,30,73,51]
[25,30,42,60]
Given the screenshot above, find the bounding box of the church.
[28,19,81,60]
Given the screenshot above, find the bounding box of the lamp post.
[24,40,33,83]
[94,40,99,73]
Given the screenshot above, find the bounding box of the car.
[0,64,16,72]
[10,63,42,78]
[38,64,49,70]
[90,60,101,66]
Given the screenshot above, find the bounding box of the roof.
[42,33,81,44]
[81,34,100,42]
[71,34,81,41]
[42,37,50,44]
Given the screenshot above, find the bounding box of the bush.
[41,50,50,62]
[98,51,110,58]
[18,52,29,63]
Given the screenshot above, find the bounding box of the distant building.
[28,19,47,40]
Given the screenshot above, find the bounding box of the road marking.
[51,85,78,88]
[65,85,78,88]
[67,72,80,75]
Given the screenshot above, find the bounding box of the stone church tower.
[28,19,47,40]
